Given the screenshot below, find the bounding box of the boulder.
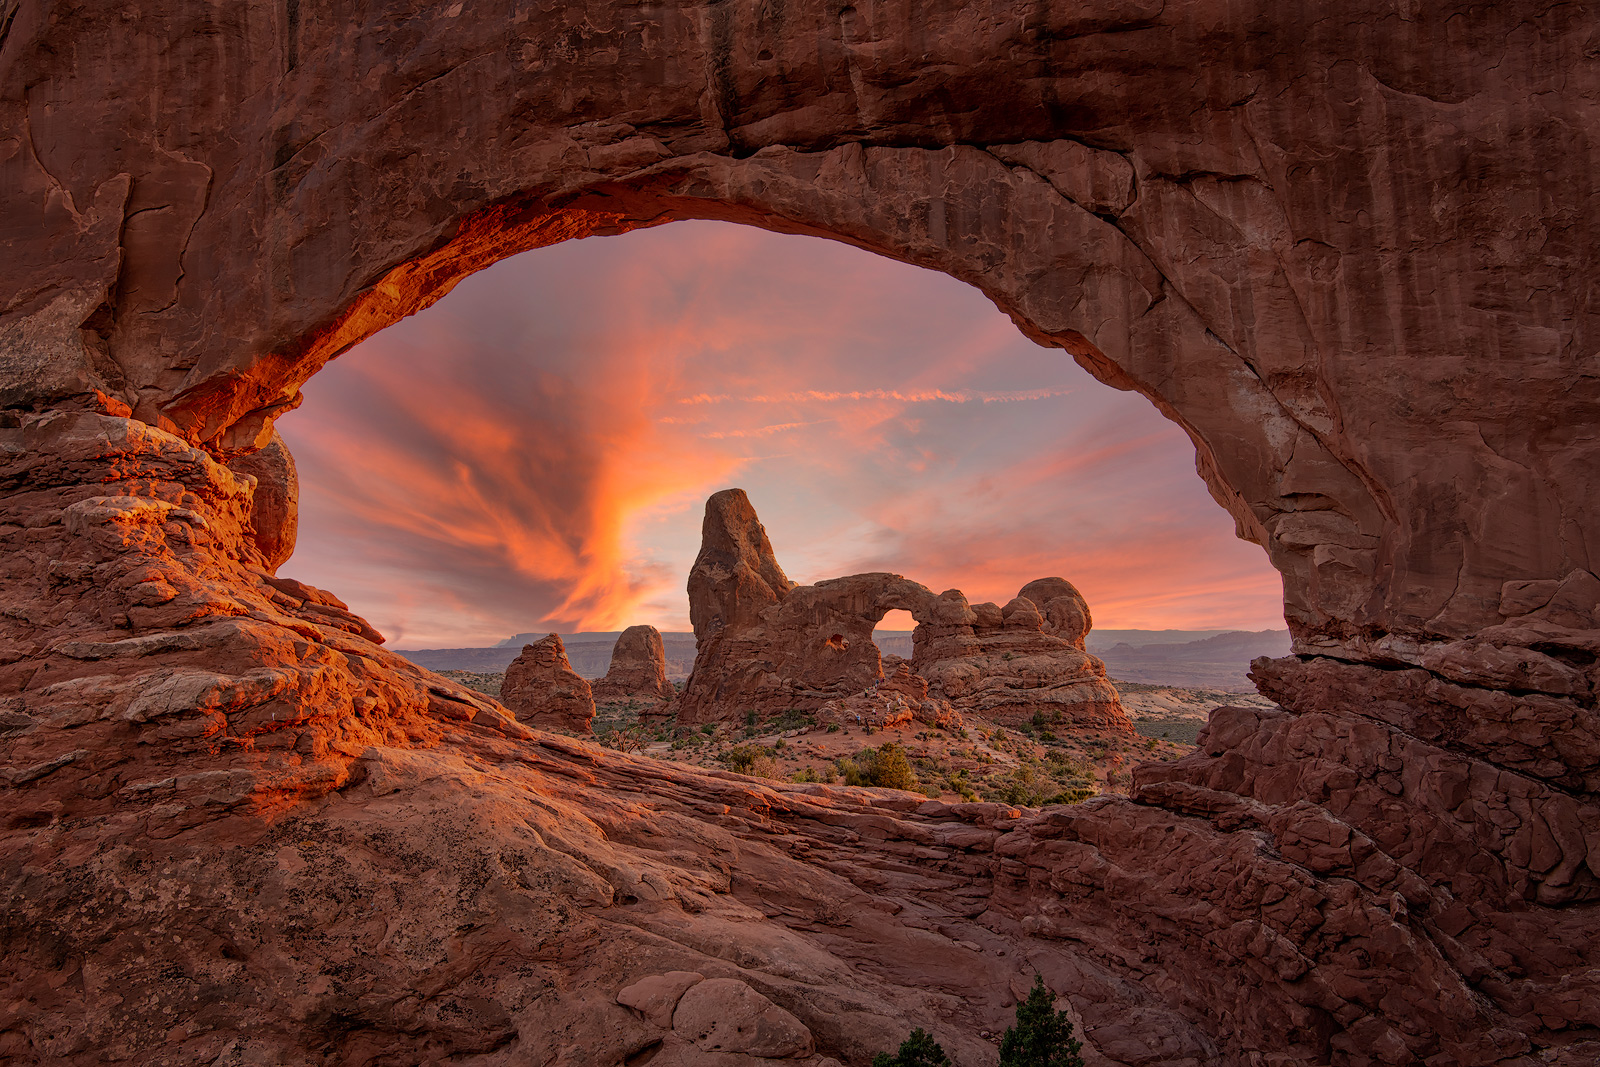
[670,977,814,1058]
[617,971,705,1028]
[591,624,675,707]
[502,634,595,735]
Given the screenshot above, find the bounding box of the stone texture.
[591,624,675,707]
[677,568,944,725]
[1,2,1598,1063]
[5,0,1595,661]
[224,427,298,574]
[688,489,795,642]
[617,970,705,1028]
[911,585,1129,734]
[0,411,1596,1066]
[502,634,596,735]
[671,977,814,1058]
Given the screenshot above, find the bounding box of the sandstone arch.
[3,2,1599,1064]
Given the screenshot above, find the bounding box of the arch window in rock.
[4,4,1596,1063]
[276,221,1282,656]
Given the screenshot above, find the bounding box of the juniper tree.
[872,1027,952,1067]
[998,976,1084,1067]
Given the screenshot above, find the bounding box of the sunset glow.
[277,221,1284,648]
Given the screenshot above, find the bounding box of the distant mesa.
[674,489,1132,736]
[501,633,596,735]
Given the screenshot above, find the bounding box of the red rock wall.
[3,1,1594,660]
[2,2,1598,1064]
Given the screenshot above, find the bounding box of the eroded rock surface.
[224,427,298,574]
[0,414,1598,1066]
[678,493,1128,733]
[502,634,596,735]
[591,624,675,708]
[912,585,1128,734]
[688,489,796,641]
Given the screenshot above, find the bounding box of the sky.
[275,221,1284,649]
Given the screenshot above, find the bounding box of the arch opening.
[270,220,1284,656]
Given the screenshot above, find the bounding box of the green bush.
[721,744,779,778]
[872,1028,951,1067]
[835,743,920,792]
[999,976,1083,1067]
[870,743,918,790]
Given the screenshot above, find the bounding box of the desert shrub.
[699,723,716,735]
[998,976,1083,1067]
[836,757,866,786]
[865,743,919,790]
[722,744,779,778]
[769,708,815,732]
[827,723,840,733]
[872,1028,952,1067]
[598,725,646,753]
[984,765,1098,807]
[835,743,920,791]
[791,766,829,784]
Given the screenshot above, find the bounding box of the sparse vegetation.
[437,669,504,698]
[872,1028,952,1067]
[998,976,1084,1067]
[721,744,780,778]
[597,724,647,753]
[836,742,920,791]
